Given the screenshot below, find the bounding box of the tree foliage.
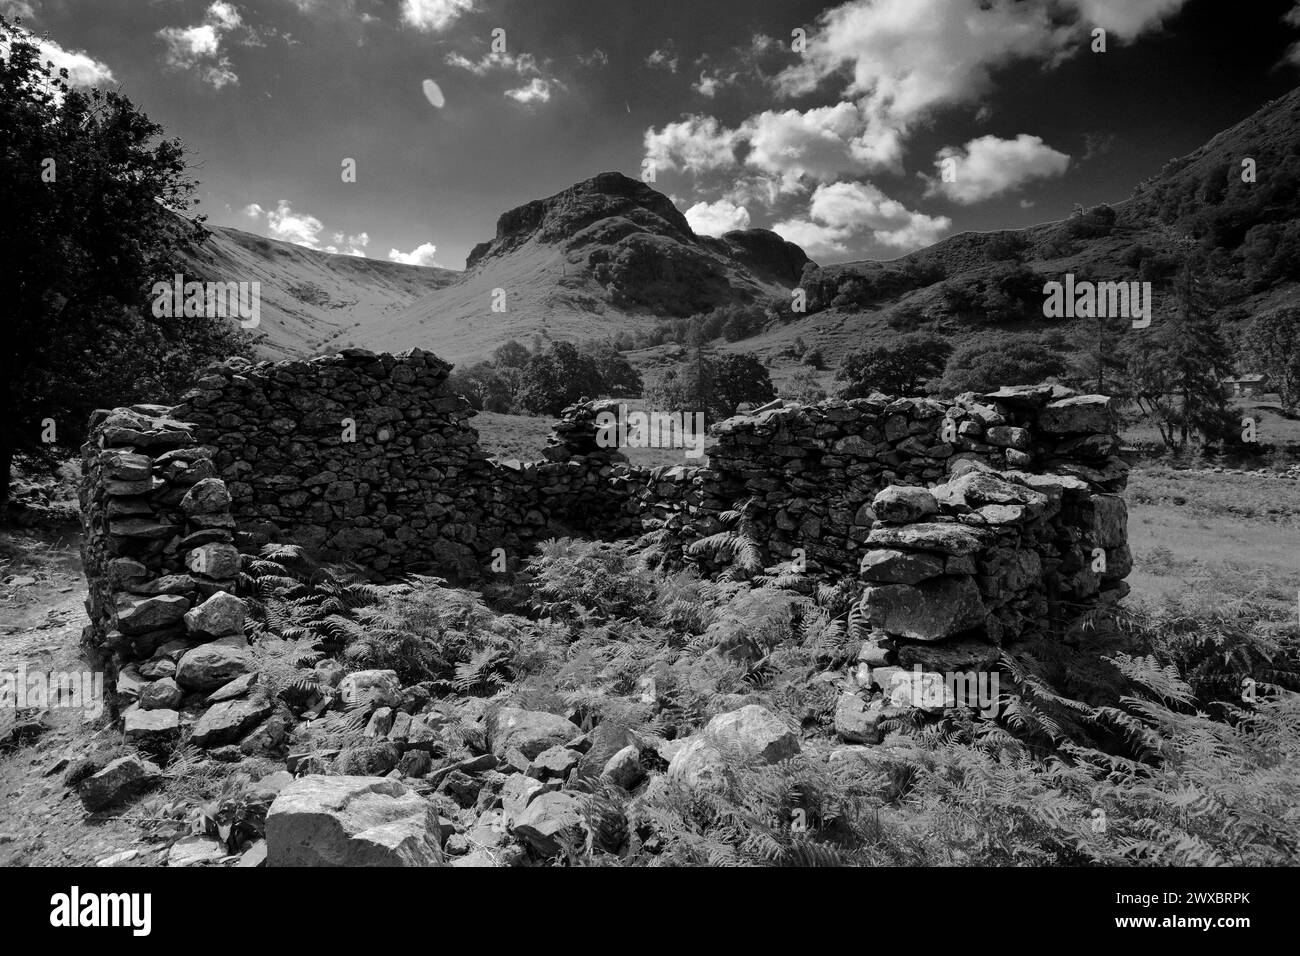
[836,333,952,398]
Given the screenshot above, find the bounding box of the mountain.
[175,224,459,360]
[346,172,809,363]
[746,86,1300,381]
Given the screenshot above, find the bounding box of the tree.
[837,333,952,398]
[516,341,604,416]
[1126,252,1235,449]
[711,353,776,416]
[491,339,531,368]
[937,338,1068,396]
[580,342,643,397]
[0,16,251,503]
[643,350,775,421]
[1243,307,1300,412]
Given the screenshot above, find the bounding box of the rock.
[237,842,267,867]
[866,523,992,556]
[365,707,395,739]
[1086,494,1127,549]
[861,577,986,642]
[191,694,274,747]
[335,744,400,776]
[896,638,1000,671]
[139,677,183,711]
[600,745,644,789]
[339,670,402,708]
[858,548,946,585]
[116,594,190,636]
[138,657,176,680]
[183,591,245,639]
[115,665,147,701]
[666,704,800,792]
[528,745,580,781]
[510,791,587,856]
[266,775,443,867]
[872,486,938,524]
[180,478,232,516]
[176,636,252,691]
[984,426,1031,449]
[167,837,226,867]
[186,542,241,580]
[1038,394,1113,434]
[396,750,433,778]
[123,706,180,744]
[488,707,581,760]
[206,672,257,703]
[500,773,547,826]
[78,755,162,811]
[834,692,881,744]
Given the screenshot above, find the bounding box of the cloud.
[685,199,751,237]
[157,1,246,88]
[326,231,369,256]
[244,199,370,256]
[646,45,678,73]
[692,69,737,98]
[32,36,116,87]
[505,77,562,104]
[389,242,442,267]
[0,1,36,18]
[578,48,608,68]
[445,48,564,103]
[400,0,476,33]
[741,102,904,189]
[1283,1,1300,67]
[643,114,742,175]
[775,180,952,258]
[1067,0,1191,42]
[770,219,851,260]
[927,134,1070,204]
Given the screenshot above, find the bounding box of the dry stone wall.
[80,351,1131,722]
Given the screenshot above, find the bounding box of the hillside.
[349,172,810,364]
[756,86,1300,378]
[175,224,459,360]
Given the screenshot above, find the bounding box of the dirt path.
[0,527,154,866]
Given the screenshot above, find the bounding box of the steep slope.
[767,87,1300,374]
[175,224,459,360]
[361,172,810,363]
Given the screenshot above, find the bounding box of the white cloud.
[741,102,903,189]
[446,48,563,103]
[693,69,737,97]
[244,199,370,257]
[775,180,952,259]
[810,180,951,248]
[643,114,741,175]
[326,231,369,256]
[771,219,851,260]
[1067,0,1191,42]
[400,0,476,33]
[646,46,678,72]
[928,134,1071,204]
[685,199,751,237]
[0,1,36,18]
[33,37,116,87]
[579,48,608,68]
[388,242,442,267]
[505,77,561,104]
[157,1,245,88]
[768,0,1192,181]
[1284,1,1300,67]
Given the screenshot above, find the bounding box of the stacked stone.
[854,460,1129,675]
[688,384,1126,577]
[79,405,264,746]
[172,348,489,576]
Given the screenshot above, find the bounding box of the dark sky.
[10,0,1300,266]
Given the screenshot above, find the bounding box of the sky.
[7,0,1300,268]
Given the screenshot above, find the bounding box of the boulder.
[834,692,881,744]
[510,791,587,856]
[666,704,799,792]
[600,745,645,790]
[866,523,992,556]
[861,576,986,642]
[338,670,402,708]
[123,706,180,744]
[176,636,252,691]
[180,478,232,516]
[139,677,183,711]
[488,707,581,760]
[116,594,190,636]
[527,745,580,781]
[191,694,274,748]
[858,548,945,585]
[183,591,245,639]
[872,486,938,524]
[78,755,162,811]
[1038,394,1113,435]
[267,775,443,867]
